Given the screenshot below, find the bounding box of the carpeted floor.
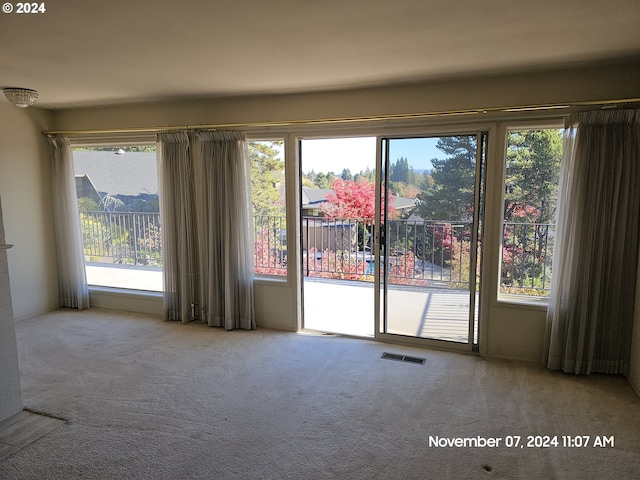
[1,308,639,479]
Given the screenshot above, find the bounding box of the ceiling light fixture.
[3,88,39,108]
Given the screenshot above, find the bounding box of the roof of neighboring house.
[73,151,158,198]
[301,188,334,207]
[391,196,416,210]
[301,187,416,211]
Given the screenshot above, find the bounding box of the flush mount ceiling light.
[3,88,39,108]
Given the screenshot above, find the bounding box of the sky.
[301,136,444,175]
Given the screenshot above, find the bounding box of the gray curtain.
[156,132,199,322]
[194,131,255,330]
[545,110,640,375]
[157,131,255,330]
[49,136,90,309]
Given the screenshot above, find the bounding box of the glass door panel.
[377,134,485,348]
[300,137,377,337]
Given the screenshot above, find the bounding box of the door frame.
[373,127,492,353]
[293,122,497,354]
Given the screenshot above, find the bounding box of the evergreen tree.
[249,141,285,217]
[341,168,353,181]
[355,167,375,183]
[501,129,562,289]
[390,157,410,183]
[314,171,335,189]
[504,129,562,223]
[416,136,477,220]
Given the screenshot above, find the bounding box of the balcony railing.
[299,217,474,288]
[256,216,554,295]
[78,211,554,296]
[500,221,554,295]
[79,211,162,267]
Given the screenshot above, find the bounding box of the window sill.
[88,285,163,300]
[496,294,549,310]
[254,275,289,286]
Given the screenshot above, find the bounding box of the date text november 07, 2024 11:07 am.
[428,435,615,449]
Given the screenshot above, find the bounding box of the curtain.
[157,131,255,330]
[194,131,255,330]
[545,110,640,375]
[49,136,90,309]
[156,132,199,322]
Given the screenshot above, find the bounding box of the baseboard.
[629,377,640,398]
[484,353,543,366]
[13,304,58,322]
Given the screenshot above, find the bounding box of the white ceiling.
[1,0,640,109]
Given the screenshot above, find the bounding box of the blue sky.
[301,137,444,175]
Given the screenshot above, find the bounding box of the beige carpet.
[1,308,639,479]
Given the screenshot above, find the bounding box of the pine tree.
[390,157,410,183]
[249,141,285,217]
[504,129,562,223]
[416,136,477,220]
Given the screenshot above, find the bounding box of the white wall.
[50,60,640,363]
[52,61,640,132]
[0,103,58,320]
[0,102,59,419]
[0,199,22,420]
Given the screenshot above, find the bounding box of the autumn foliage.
[320,178,395,222]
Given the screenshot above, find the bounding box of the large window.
[73,145,162,292]
[499,128,562,299]
[249,140,287,277]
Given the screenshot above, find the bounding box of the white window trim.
[245,136,290,284]
[496,119,564,307]
[72,140,162,293]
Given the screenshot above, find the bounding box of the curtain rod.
[42,98,640,137]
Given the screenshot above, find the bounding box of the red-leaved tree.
[320,178,396,222]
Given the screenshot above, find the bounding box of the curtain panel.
[194,131,255,330]
[545,110,640,375]
[48,136,90,309]
[156,132,199,322]
[157,131,255,330]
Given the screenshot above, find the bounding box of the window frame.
[245,136,289,281]
[70,138,163,293]
[496,119,564,307]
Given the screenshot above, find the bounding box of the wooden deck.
[303,277,478,343]
[85,265,478,344]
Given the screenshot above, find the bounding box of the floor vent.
[381,352,426,365]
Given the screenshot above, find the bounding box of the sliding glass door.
[375,133,486,350]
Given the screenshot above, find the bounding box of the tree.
[249,141,285,217]
[390,157,410,183]
[504,129,562,224]
[314,171,335,189]
[320,178,395,222]
[416,136,477,220]
[100,195,126,212]
[126,198,160,213]
[341,168,353,181]
[354,167,375,183]
[77,197,100,211]
[500,129,562,292]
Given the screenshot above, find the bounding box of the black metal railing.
[500,222,554,294]
[256,215,554,295]
[78,211,554,296]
